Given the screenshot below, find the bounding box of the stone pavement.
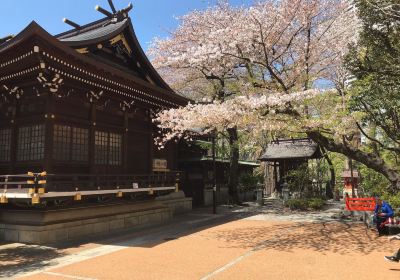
[1,200,399,280]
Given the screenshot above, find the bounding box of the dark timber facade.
[0,8,187,195]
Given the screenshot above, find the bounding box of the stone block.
[4,229,19,242]
[93,222,109,234]
[124,216,139,228]
[162,212,172,221]
[38,231,52,244]
[109,219,124,231]
[148,213,162,224]
[139,214,150,225]
[45,229,68,243]
[19,230,41,244]
[0,199,191,244]
[68,224,94,239]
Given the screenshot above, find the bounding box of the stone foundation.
[155,191,192,214]
[0,193,192,244]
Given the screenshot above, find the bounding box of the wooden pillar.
[123,111,129,174]
[44,94,54,173]
[89,103,96,174]
[10,99,18,174]
[148,109,154,173]
[273,162,278,193]
[263,162,268,196]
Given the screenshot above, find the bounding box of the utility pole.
[212,131,217,214]
[349,158,355,198]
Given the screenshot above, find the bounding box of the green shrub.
[286,198,326,211]
[383,193,400,210]
[286,199,309,210]
[308,198,325,210]
[239,172,262,193]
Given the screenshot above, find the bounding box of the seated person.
[384,234,400,262]
[374,198,394,235]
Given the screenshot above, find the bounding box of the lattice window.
[109,133,122,166]
[0,129,11,162]
[95,131,109,165]
[95,131,122,166]
[72,128,89,161]
[17,124,45,161]
[53,125,71,160]
[17,127,30,161]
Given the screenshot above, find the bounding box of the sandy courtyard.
[11,216,400,280]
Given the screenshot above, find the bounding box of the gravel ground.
[1,200,399,280]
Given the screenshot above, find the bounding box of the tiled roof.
[58,19,127,43]
[260,139,321,161]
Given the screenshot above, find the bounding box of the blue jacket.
[374,201,394,217]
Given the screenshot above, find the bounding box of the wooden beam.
[62,18,81,30]
[95,5,113,17]
[121,3,133,15]
[107,0,117,13]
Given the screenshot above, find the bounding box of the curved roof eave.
[56,17,175,93]
[0,21,40,52]
[0,21,188,106]
[57,19,129,46]
[125,20,174,92]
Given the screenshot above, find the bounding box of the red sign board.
[345,197,376,211]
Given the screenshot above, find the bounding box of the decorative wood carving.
[120,100,134,112]
[37,73,64,95]
[1,85,24,100]
[86,90,104,103]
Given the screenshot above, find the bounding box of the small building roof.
[342,170,359,178]
[259,138,322,162]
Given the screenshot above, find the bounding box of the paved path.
[1,201,400,280]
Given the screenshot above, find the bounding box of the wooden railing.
[0,171,181,192]
[45,172,181,192]
[0,171,182,204]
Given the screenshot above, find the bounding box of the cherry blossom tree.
[151,0,400,198]
[150,3,251,201]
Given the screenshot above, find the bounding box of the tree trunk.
[321,147,335,199]
[227,127,240,203]
[308,131,400,192]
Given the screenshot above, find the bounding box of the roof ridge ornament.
[108,0,117,13]
[95,2,133,21]
[63,18,81,30]
[95,5,113,18]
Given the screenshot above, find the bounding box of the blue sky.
[0,0,251,51]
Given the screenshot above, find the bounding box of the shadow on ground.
[0,203,385,278]
[207,221,396,255]
[0,206,256,279]
[0,244,66,278]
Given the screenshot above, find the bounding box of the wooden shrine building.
[260,138,322,195]
[0,3,187,201]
